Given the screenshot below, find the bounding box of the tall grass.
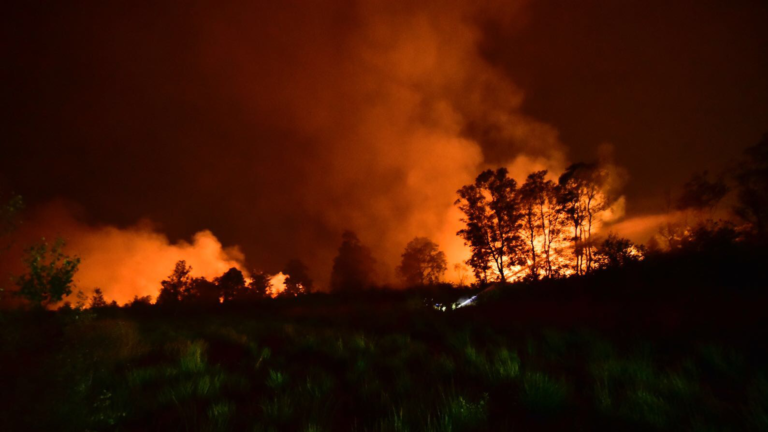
[1,309,765,431]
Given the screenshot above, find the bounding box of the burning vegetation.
[1,0,767,428]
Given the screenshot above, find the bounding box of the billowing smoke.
[1,202,247,305]
[3,0,580,293]
[193,0,569,282]
[71,229,245,305]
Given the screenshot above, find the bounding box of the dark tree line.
[655,134,768,253]
[155,258,314,307]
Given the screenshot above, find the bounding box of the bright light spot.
[269,272,287,297]
[456,295,477,308]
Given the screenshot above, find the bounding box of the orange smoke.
[70,228,246,305]
[196,0,570,285]
[2,202,248,305]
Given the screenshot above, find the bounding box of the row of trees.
[328,231,450,290]
[4,135,766,306]
[453,134,768,286]
[654,135,768,252]
[456,163,621,284]
[155,258,314,306]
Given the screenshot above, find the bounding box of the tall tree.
[518,171,565,279]
[558,163,608,274]
[397,237,447,286]
[157,260,192,305]
[456,168,524,283]
[15,238,80,308]
[330,231,376,292]
[282,259,313,297]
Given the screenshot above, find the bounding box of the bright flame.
[269,272,287,297]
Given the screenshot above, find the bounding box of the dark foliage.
[397,237,447,285]
[330,231,377,292]
[14,238,80,309]
[282,259,313,296]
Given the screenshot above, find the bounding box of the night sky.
[2,0,767,294]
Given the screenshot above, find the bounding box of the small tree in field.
[397,237,447,286]
[15,238,80,308]
[89,288,107,308]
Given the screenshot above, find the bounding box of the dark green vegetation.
[3,245,768,432]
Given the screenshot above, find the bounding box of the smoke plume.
[193,0,569,282]
[2,0,580,293]
[0,202,247,305]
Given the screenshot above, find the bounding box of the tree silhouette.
[157,260,192,305]
[456,168,524,283]
[558,163,608,274]
[282,259,312,297]
[397,237,447,286]
[129,295,153,309]
[594,233,645,269]
[330,231,376,292]
[734,134,768,238]
[519,171,565,279]
[183,277,220,305]
[89,288,107,308]
[467,252,491,285]
[15,238,80,308]
[215,267,247,303]
[248,271,273,299]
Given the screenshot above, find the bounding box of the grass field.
[2,284,767,431]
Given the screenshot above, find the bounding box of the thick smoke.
[0,202,247,306]
[2,0,578,294]
[193,0,568,283]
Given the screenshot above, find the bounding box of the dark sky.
[2,0,767,286]
[485,0,768,211]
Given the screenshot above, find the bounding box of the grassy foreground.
[2,287,767,432]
